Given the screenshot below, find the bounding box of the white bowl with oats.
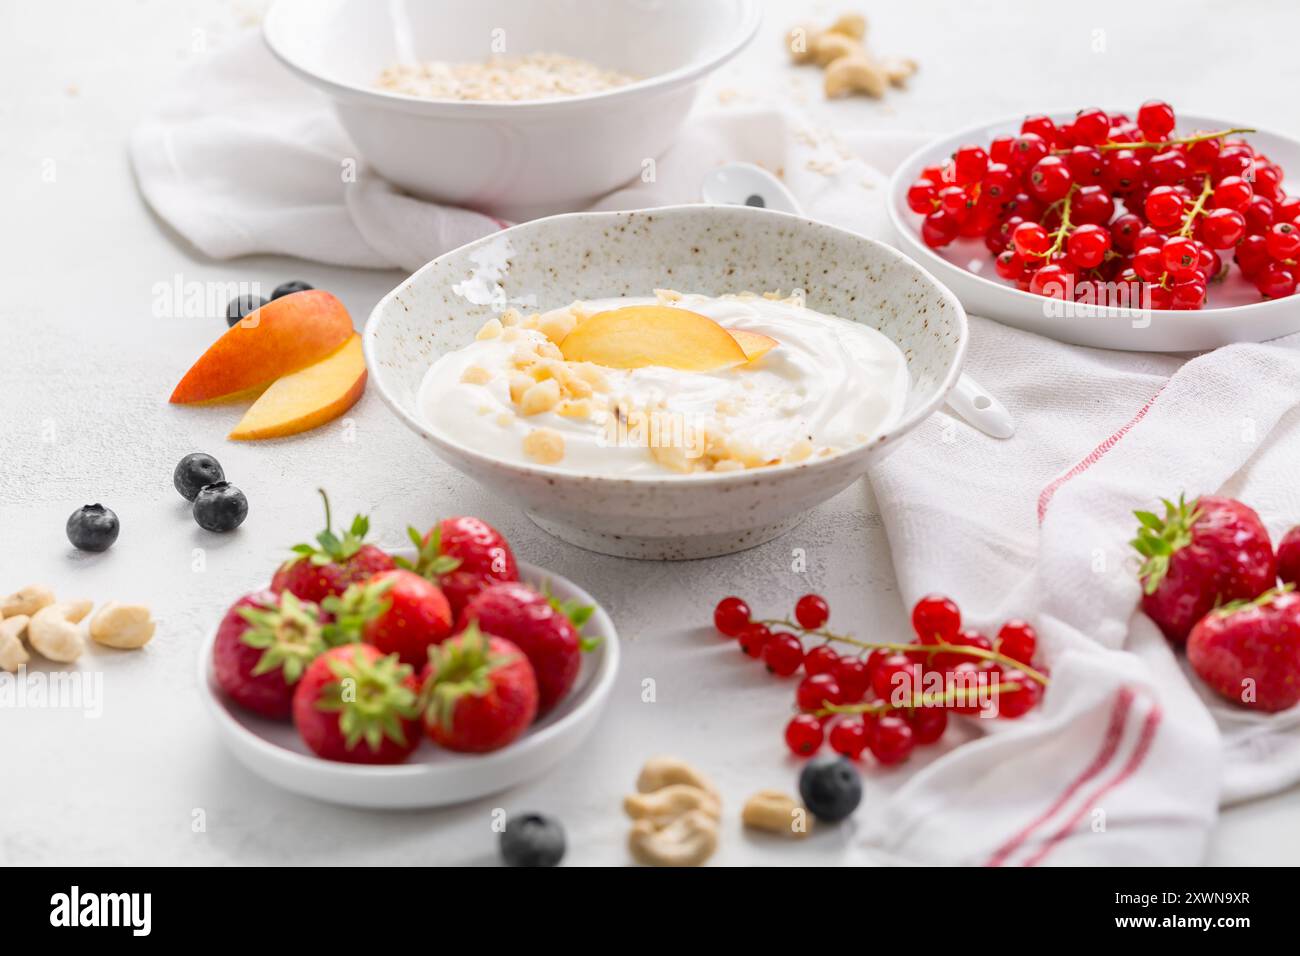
[263,0,761,220]
[365,205,967,560]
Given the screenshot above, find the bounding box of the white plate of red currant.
[888,103,1300,352]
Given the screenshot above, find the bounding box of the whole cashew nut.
[0,615,30,672]
[635,756,720,800]
[824,55,888,99]
[742,789,812,839]
[89,602,155,649]
[624,784,721,826]
[1,585,55,619]
[628,810,719,867]
[28,600,92,663]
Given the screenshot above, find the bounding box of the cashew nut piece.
[788,13,868,64]
[27,600,91,663]
[811,31,863,67]
[89,602,155,650]
[824,55,888,99]
[827,13,868,40]
[742,789,812,839]
[629,810,719,867]
[635,756,720,801]
[624,784,721,825]
[879,54,918,88]
[0,615,30,672]
[1,585,55,619]
[785,24,818,64]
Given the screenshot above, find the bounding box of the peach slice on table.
[169,290,354,404]
[228,334,366,441]
[730,329,778,363]
[559,305,749,372]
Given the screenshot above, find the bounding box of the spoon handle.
[946,373,1015,439]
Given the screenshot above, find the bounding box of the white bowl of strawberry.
[199,493,618,808]
[888,102,1300,352]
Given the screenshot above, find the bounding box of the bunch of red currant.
[713,593,1048,766]
[907,101,1300,309]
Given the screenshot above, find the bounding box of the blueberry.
[499,812,565,867]
[66,504,120,552]
[798,755,862,823]
[193,481,248,532]
[744,193,766,208]
[226,294,267,327]
[173,452,225,501]
[270,280,313,300]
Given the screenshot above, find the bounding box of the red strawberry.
[457,581,596,714]
[1278,526,1300,588]
[213,589,331,719]
[1132,495,1276,643]
[419,625,538,753]
[270,489,394,603]
[1187,588,1300,712]
[324,569,452,668]
[292,644,422,764]
[399,517,518,617]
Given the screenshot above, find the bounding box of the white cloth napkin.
[131,31,1300,866]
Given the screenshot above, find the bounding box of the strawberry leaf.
[321,575,396,645]
[316,647,417,752]
[1131,493,1200,595]
[283,489,379,569]
[236,591,327,683]
[404,523,463,582]
[545,592,600,651]
[1134,510,1163,530]
[420,622,510,729]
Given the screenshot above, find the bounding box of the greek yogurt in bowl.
[417,291,910,478]
[365,205,966,559]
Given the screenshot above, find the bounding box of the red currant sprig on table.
[711,593,1049,767]
[908,101,1298,309]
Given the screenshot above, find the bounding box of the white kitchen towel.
[864,323,1300,864]
[131,30,1300,865]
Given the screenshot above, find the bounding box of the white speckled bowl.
[365,205,967,559]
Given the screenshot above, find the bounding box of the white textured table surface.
[2,0,1297,866]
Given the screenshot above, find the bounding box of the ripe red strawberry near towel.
[1187,588,1300,712]
[1277,526,1300,588]
[1131,495,1276,643]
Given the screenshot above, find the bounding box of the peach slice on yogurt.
[730,329,779,363]
[559,305,749,372]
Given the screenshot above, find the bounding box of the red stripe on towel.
[985,686,1134,868]
[1036,386,1165,524]
[1022,703,1163,867]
